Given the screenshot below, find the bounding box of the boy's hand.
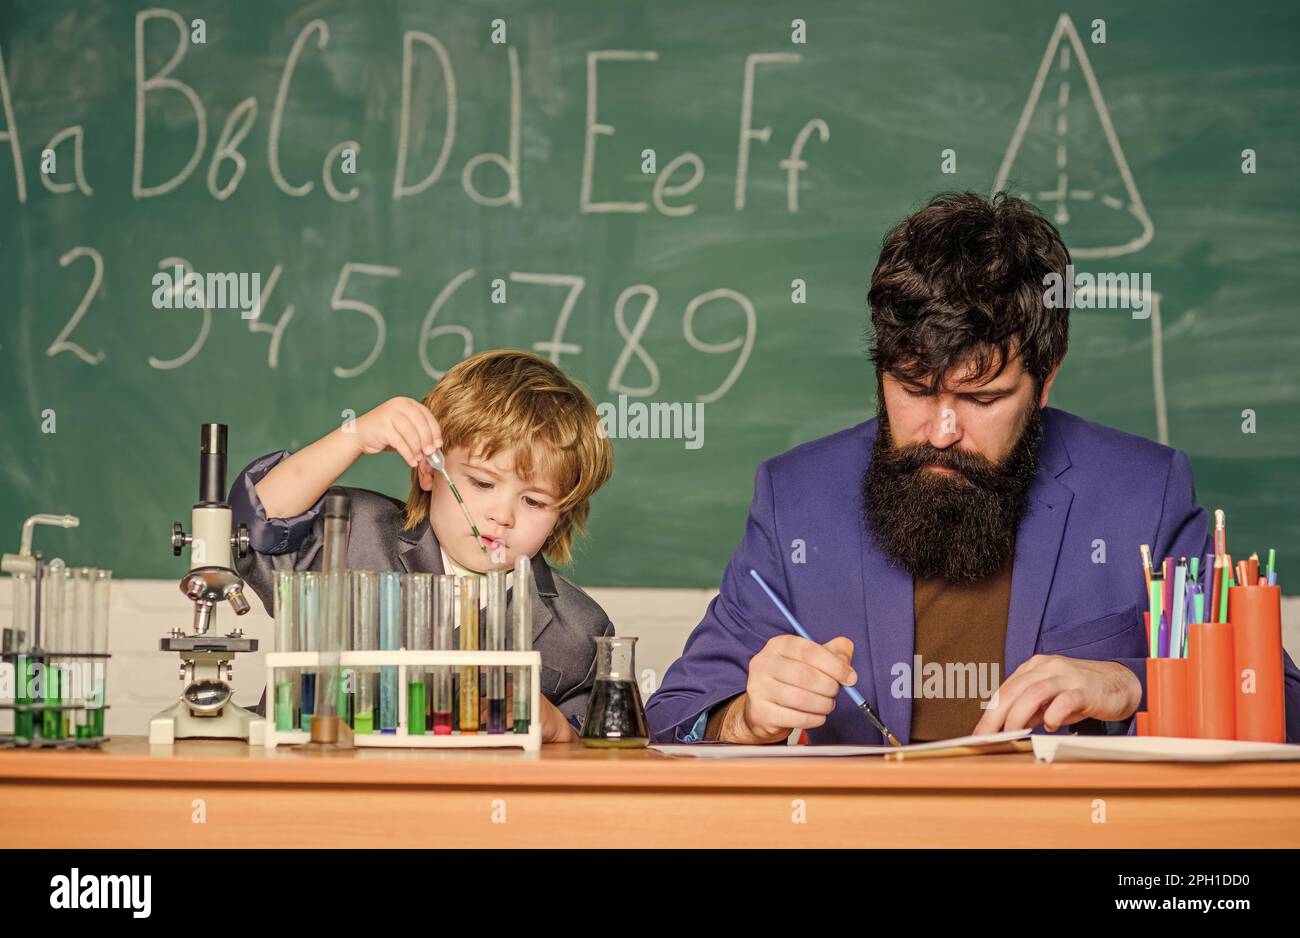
[353,397,444,467]
[539,696,578,743]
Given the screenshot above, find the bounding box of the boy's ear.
[416,459,436,492]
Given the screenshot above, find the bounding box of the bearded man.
[645,191,1300,745]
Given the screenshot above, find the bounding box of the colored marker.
[1219,558,1232,623]
[1202,552,1215,617]
[1267,548,1277,587]
[748,569,901,747]
[1170,561,1186,658]
[1210,555,1223,624]
[1149,577,1163,655]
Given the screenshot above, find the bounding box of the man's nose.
[924,397,962,448]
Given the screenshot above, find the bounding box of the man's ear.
[417,459,436,492]
[1039,364,1061,408]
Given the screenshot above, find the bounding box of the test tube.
[458,576,479,734]
[311,493,350,746]
[379,571,400,732]
[41,560,67,740]
[69,568,94,740]
[432,575,454,734]
[403,573,432,734]
[512,555,533,734]
[350,571,378,734]
[273,571,298,733]
[336,572,353,731]
[88,569,111,739]
[297,572,321,732]
[485,571,507,733]
[10,571,32,743]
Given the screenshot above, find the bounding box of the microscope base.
[148,698,257,745]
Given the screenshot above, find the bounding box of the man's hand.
[973,655,1142,735]
[539,696,578,743]
[719,635,857,744]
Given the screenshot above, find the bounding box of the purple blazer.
[645,407,1300,743]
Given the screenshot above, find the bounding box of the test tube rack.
[255,649,542,751]
[0,650,112,749]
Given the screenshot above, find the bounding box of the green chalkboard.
[2,0,1297,587]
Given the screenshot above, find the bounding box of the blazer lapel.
[396,521,444,575]
[526,552,558,645]
[860,520,916,744]
[1005,410,1073,673]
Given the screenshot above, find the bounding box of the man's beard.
[862,400,1043,583]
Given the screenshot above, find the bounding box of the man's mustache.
[883,441,1000,483]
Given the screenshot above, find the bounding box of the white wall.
[2,578,1297,737]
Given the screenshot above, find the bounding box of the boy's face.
[417,443,561,573]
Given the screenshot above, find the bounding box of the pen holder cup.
[1134,711,1149,736]
[1147,658,1191,737]
[1228,585,1284,743]
[1189,620,1236,739]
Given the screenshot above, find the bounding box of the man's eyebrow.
[957,387,1015,397]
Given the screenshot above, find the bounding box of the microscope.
[148,423,259,745]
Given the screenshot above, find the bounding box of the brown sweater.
[704,558,1012,743]
[909,558,1011,742]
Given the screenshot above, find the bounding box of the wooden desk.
[2,737,1298,847]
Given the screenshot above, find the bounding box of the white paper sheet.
[650,728,1031,758]
[1032,734,1300,763]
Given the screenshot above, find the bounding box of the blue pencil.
[748,568,901,747]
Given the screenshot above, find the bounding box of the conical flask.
[580,636,648,748]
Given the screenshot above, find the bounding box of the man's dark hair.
[867,191,1070,393]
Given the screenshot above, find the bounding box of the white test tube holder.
[253,649,542,752]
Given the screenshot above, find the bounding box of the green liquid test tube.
[408,681,426,734]
[513,555,533,733]
[12,571,33,742]
[351,570,379,734]
[403,573,432,734]
[69,568,93,739]
[458,577,479,733]
[88,570,111,739]
[42,561,67,741]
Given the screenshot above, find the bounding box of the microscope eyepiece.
[198,423,228,506]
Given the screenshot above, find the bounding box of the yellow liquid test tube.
[458,577,479,733]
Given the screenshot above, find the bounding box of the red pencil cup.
[1229,584,1285,743]
[1134,711,1149,736]
[1189,620,1236,739]
[1147,658,1192,737]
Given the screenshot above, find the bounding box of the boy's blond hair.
[403,349,613,565]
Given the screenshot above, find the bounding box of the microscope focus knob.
[232,523,250,560]
[171,522,190,557]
